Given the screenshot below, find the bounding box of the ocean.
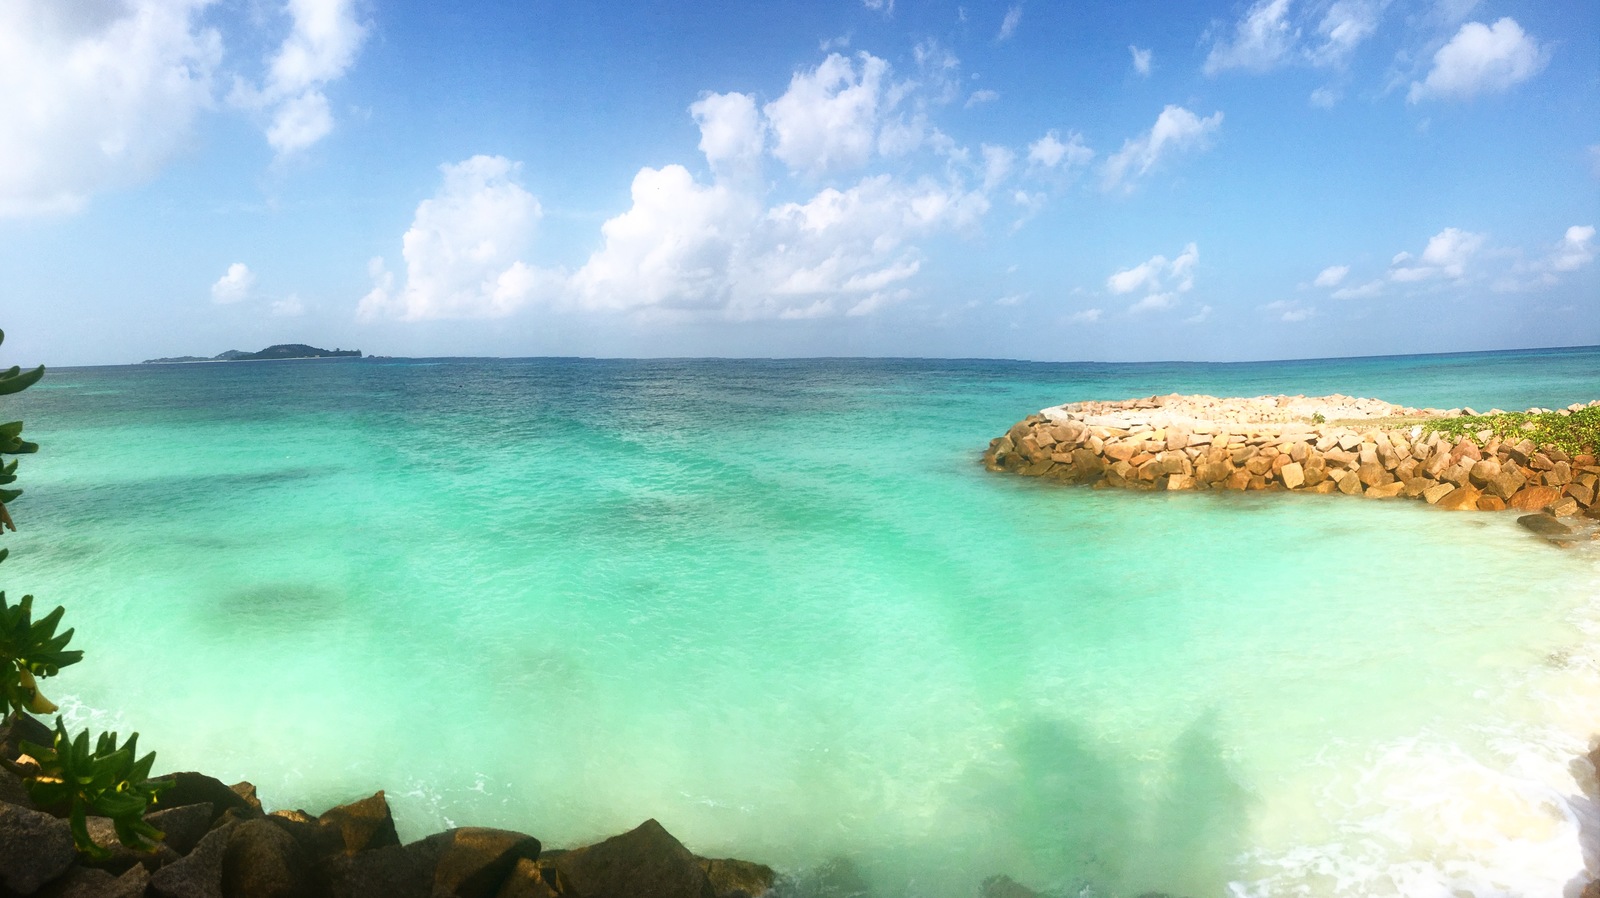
[5,347,1599,897]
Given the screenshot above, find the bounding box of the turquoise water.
[5,347,1600,897]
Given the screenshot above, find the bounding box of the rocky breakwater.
[983,394,1600,544]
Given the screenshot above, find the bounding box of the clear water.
[5,347,1599,897]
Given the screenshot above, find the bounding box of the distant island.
[141,344,363,364]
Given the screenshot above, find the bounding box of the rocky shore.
[984,394,1600,543]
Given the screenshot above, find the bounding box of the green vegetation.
[0,327,171,857]
[1421,405,1600,458]
[1310,412,1326,424]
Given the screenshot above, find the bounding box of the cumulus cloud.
[981,145,1015,191]
[1185,304,1214,324]
[1203,0,1297,75]
[1550,225,1596,272]
[1130,46,1152,76]
[358,156,556,321]
[1262,300,1315,321]
[1101,106,1223,191]
[1388,227,1485,281]
[271,295,305,317]
[0,0,220,217]
[1314,265,1349,288]
[233,0,369,155]
[861,0,893,15]
[964,89,1000,108]
[1407,18,1545,103]
[764,53,892,176]
[211,263,256,304]
[691,91,765,178]
[1307,0,1382,67]
[1027,130,1093,171]
[1068,308,1103,324]
[997,6,1023,42]
[1309,86,1341,108]
[1108,244,1198,315]
[1332,279,1384,299]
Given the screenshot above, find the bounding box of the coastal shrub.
[0,328,171,857]
[1422,406,1600,458]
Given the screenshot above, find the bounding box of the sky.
[0,0,1596,366]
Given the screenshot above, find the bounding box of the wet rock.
[790,857,871,898]
[83,815,181,874]
[147,802,214,856]
[154,773,259,826]
[150,821,234,898]
[700,858,776,898]
[1552,497,1580,517]
[323,844,429,898]
[978,875,1042,898]
[1486,468,1526,500]
[0,801,77,894]
[1434,485,1481,510]
[1365,481,1405,499]
[1476,495,1507,511]
[494,859,575,898]
[222,818,313,898]
[1508,485,1562,512]
[36,864,149,898]
[551,819,716,898]
[1336,471,1362,495]
[1519,514,1576,542]
[319,790,401,856]
[412,827,541,898]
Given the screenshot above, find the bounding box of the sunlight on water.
[6,348,1599,897]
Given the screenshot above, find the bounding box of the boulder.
[1402,477,1434,498]
[1552,497,1580,517]
[1197,461,1231,483]
[0,762,32,808]
[0,802,77,895]
[1357,462,1394,487]
[154,773,260,827]
[1365,481,1405,499]
[1434,486,1482,511]
[1103,442,1136,462]
[980,875,1044,898]
[1336,472,1362,495]
[1486,468,1526,500]
[699,858,776,898]
[83,816,181,874]
[150,821,234,898]
[221,819,314,898]
[1519,514,1576,542]
[411,827,541,898]
[323,844,429,898]
[494,859,574,898]
[1508,485,1562,512]
[1477,495,1507,511]
[1568,479,1596,507]
[319,791,401,856]
[146,803,215,857]
[1279,462,1304,490]
[36,864,149,898]
[550,819,716,898]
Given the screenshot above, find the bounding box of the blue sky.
[1,0,1595,366]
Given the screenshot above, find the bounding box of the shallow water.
[5,347,1599,897]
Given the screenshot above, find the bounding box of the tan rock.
[1336,471,1363,495]
[1280,462,1305,490]
[1485,468,1526,500]
[1103,441,1136,462]
[1422,482,1456,505]
[1197,461,1231,483]
[1365,481,1406,499]
[1552,497,1580,517]
[1477,495,1507,511]
[1166,474,1195,490]
[1435,485,1482,511]
[1568,480,1595,507]
[1303,466,1329,487]
[1310,480,1339,494]
[1508,485,1562,512]
[1468,458,1501,486]
[1357,462,1395,487]
[1402,477,1434,498]
[1226,470,1251,490]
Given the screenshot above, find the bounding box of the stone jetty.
[984,394,1600,540]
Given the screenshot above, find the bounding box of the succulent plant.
[21,719,172,858]
[0,591,82,717]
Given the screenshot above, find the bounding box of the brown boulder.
[1434,486,1482,511]
[323,844,428,898]
[1485,468,1526,500]
[1402,477,1434,498]
[1477,495,1507,511]
[319,791,401,856]
[1519,514,1576,542]
[550,820,715,898]
[1357,462,1394,487]
[1280,462,1305,490]
[36,864,149,898]
[699,858,776,898]
[1568,479,1595,507]
[1365,481,1405,499]
[150,822,234,898]
[1336,471,1362,495]
[153,773,260,827]
[413,828,542,898]
[1552,497,1580,517]
[222,819,314,898]
[1508,485,1562,511]
[494,859,574,898]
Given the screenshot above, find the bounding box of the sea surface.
[6,347,1600,897]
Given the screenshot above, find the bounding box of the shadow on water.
[809,713,1252,898]
[204,581,348,635]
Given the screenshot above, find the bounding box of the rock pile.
[984,394,1600,541]
[0,716,775,898]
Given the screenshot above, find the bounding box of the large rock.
[0,802,77,894]
[1485,468,1526,500]
[319,791,401,856]
[494,859,574,898]
[550,819,716,898]
[1518,514,1576,542]
[150,822,234,898]
[1279,462,1304,490]
[699,858,776,898]
[1364,481,1405,499]
[221,819,314,898]
[36,864,148,898]
[323,844,429,898]
[83,816,182,874]
[411,827,541,898]
[147,803,215,857]
[154,773,260,827]
[1434,485,1482,511]
[1508,485,1562,512]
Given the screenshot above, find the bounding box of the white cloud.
[1550,225,1595,272]
[211,263,256,304]
[1407,18,1545,103]
[1389,227,1484,281]
[862,0,893,15]
[995,293,1024,307]
[0,0,220,217]
[1129,46,1152,77]
[1068,308,1103,324]
[1307,0,1382,67]
[691,91,765,178]
[1185,304,1214,324]
[234,0,369,156]
[1314,265,1349,288]
[271,294,305,317]
[964,89,1000,109]
[997,5,1023,42]
[981,144,1015,191]
[1027,130,1093,170]
[358,156,555,321]
[1262,300,1315,321]
[1102,105,1223,191]
[1203,0,1297,75]
[1309,86,1341,108]
[764,53,892,176]
[1332,279,1384,299]
[1109,244,1199,315]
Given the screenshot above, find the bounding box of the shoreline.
[983,393,1600,539]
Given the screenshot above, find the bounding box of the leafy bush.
[0,327,171,857]
[1422,405,1600,458]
